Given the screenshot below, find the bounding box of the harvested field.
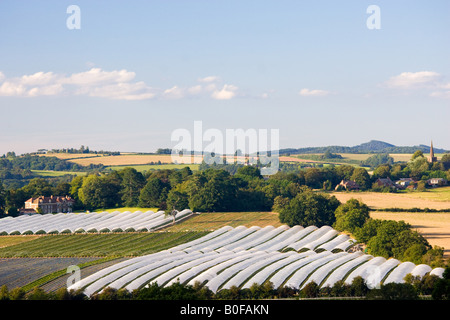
[67,154,203,166]
[331,189,450,210]
[105,164,200,172]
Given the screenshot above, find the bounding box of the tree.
[432,267,450,300]
[362,220,431,261]
[185,169,238,212]
[335,165,355,181]
[0,181,5,214]
[376,283,419,300]
[349,276,369,297]
[421,246,445,268]
[53,182,71,196]
[69,176,84,209]
[0,285,9,300]
[304,168,323,189]
[8,287,25,300]
[372,164,391,179]
[301,281,319,298]
[330,280,351,297]
[441,154,450,170]
[333,198,370,234]
[78,174,121,210]
[362,154,394,168]
[138,177,169,209]
[166,189,189,211]
[350,168,371,190]
[21,178,53,197]
[271,195,290,212]
[411,150,424,160]
[235,166,262,180]
[26,287,50,300]
[408,157,430,180]
[119,168,145,207]
[279,187,340,227]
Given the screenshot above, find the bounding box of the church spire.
[428,140,437,163]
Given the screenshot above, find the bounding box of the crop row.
[0,231,209,258]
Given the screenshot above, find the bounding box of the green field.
[31,170,87,177]
[165,211,283,232]
[105,163,200,172]
[0,231,209,258]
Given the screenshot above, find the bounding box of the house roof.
[25,195,75,204]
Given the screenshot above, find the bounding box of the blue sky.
[0,0,449,155]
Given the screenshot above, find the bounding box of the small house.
[335,180,360,191]
[427,178,448,187]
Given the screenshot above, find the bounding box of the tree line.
[0,154,104,189]
[1,267,449,300]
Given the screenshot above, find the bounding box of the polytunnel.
[60,224,443,297]
[344,256,385,285]
[320,253,372,288]
[300,252,363,289]
[383,261,416,284]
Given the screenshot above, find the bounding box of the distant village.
[335,142,448,192]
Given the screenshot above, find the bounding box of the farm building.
[23,195,75,214]
[374,177,395,188]
[335,179,360,191]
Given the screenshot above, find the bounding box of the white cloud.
[299,88,331,97]
[83,81,156,100]
[0,69,243,101]
[63,68,136,86]
[0,68,154,100]
[28,84,64,97]
[384,71,442,89]
[198,76,220,83]
[430,90,450,99]
[383,71,450,99]
[21,71,60,86]
[162,86,185,99]
[211,84,238,100]
[187,85,203,95]
[0,81,27,96]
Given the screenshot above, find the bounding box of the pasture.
[31,170,86,177]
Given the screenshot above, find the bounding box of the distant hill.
[280,140,449,155]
